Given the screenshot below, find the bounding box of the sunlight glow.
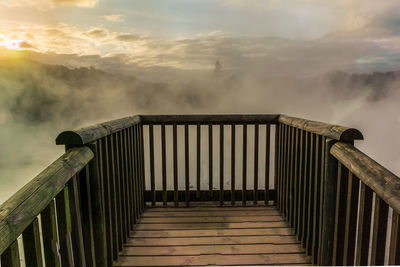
[0,40,27,50]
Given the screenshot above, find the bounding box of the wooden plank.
[145,205,277,211]
[149,124,155,206]
[22,218,43,267]
[185,124,190,206]
[134,221,288,230]
[55,187,74,267]
[123,243,305,255]
[68,176,87,266]
[209,124,213,198]
[77,167,96,267]
[196,124,201,198]
[242,124,247,205]
[115,253,309,266]
[355,183,373,266]
[266,124,271,205]
[370,196,389,265]
[161,124,167,206]
[173,124,178,205]
[1,241,20,267]
[389,211,400,265]
[126,235,300,246]
[131,228,293,238]
[0,147,93,255]
[41,200,61,267]
[342,172,359,265]
[254,124,259,204]
[143,210,280,217]
[332,163,349,265]
[220,124,224,205]
[231,124,236,205]
[140,216,283,223]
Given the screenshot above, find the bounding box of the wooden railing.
[0,114,399,266]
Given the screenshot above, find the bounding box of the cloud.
[103,14,124,22]
[115,34,143,42]
[1,0,98,9]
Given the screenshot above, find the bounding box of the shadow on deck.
[115,203,310,266]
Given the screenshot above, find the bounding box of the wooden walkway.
[115,203,310,266]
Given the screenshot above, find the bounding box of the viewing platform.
[1,114,399,266]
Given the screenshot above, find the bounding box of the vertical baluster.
[371,196,389,265]
[209,124,213,199]
[42,200,62,267]
[133,126,140,215]
[311,135,321,263]
[280,124,286,215]
[161,124,167,206]
[1,241,20,267]
[266,123,271,205]
[116,133,128,239]
[389,211,400,265]
[293,128,299,232]
[128,128,137,227]
[56,187,75,266]
[342,173,360,265]
[149,124,155,206]
[289,126,295,226]
[77,166,96,266]
[68,176,87,266]
[277,124,282,210]
[110,134,121,255]
[297,130,305,241]
[22,218,43,267]
[86,144,107,267]
[301,131,309,249]
[355,183,373,266]
[317,136,326,264]
[185,124,190,206]
[173,124,178,205]
[332,163,349,265]
[306,133,316,255]
[220,124,224,205]
[242,124,247,205]
[253,123,259,205]
[231,124,236,204]
[123,131,133,229]
[140,124,146,210]
[196,124,201,198]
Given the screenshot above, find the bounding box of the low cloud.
[103,14,124,22]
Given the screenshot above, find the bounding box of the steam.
[0,52,399,204]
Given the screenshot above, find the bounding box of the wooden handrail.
[140,114,279,124]
[279,114,363,142]
[56,115,141,145]
[0,147,93,255]
[331,142,400,214]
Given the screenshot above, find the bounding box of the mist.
[1,49,399,204]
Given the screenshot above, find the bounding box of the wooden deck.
[115,203,310,266]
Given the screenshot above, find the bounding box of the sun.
[0,39,27,50]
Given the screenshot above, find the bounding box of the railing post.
[319,138,337,265]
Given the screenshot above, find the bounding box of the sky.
[1,0,400,75]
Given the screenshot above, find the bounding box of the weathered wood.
[331,142,400,215]
[68,176,87,266]
[0,147,93,255]
[77,167,96,267]
[296,130,305,241]
[143,209,281,217]
[209,124,213,198]
[389,211,400,265]
[135,221,287,230]
[196,124,201,198]
[220,124,224,205]
[55,187,74,267]
[242,124,247,205]
[173,124,179,205]
[293,128,299,232]
[115,133,128,241]
[279,114,363,142]
[22,218,43,267]
[355,183,373,266]
[139,124,146,211]
[289,126,295,227]
[319,138,337,266]
[149,124,155,206]
[317,136,326,264]
[1,241,20,267]
[305,133,315,255]
[161,124,167,206]
[141,216,282,223]
[266,124,271,205]
[311,135,322,264]
[254,124,259,204]
[332,163,349,265]
[140,114,279,125]
[231,124,236,205]
[41,200,61,267]
[56,115,141,145]
[185,124,190,206]
[301,131,309,247]
[370,196,389,265]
